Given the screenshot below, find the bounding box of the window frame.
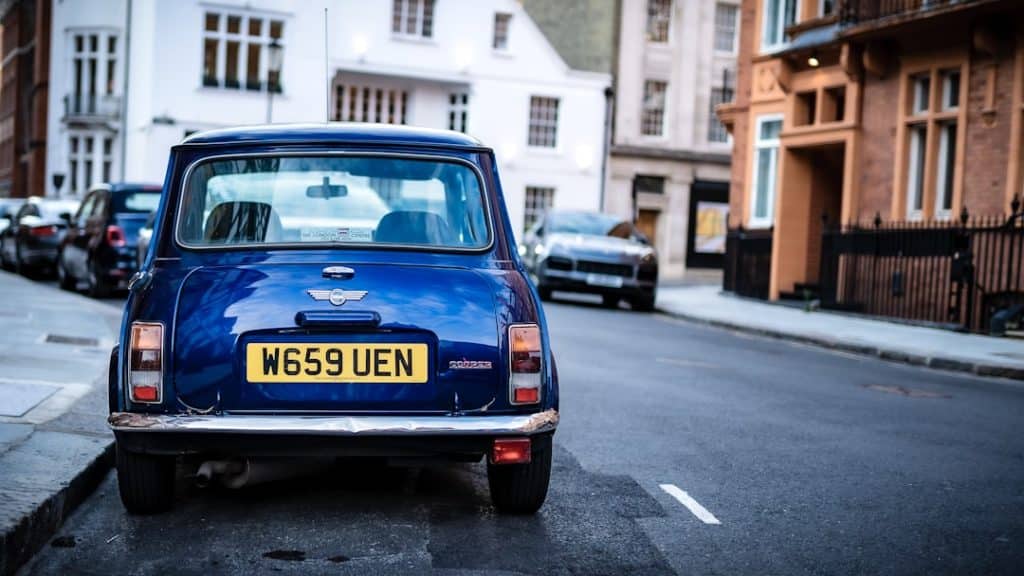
[527,95,560,149]
[708,85,734,143]
[201,9,285,93]
[641,79,669,138]
[896,62,967,221]
[713,3,738,54]
[492,12,512,51]
[523,186,555,233]
[760,0,800,53]
[173,151,495,255]
[749,114,783,228]
[646,0,672,44]
[392,0,435,39]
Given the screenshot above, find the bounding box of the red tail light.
[29,225,57,237]
[492,438,532,464]
[129,322,163,404]
[509,324,542,404]
[106,225,126,247]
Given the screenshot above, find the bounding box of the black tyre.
[601,294,619,308]
[116,445,175,514]
[631,291,656,312]
[487,434,552,514]
[87,261,110,298]
[57,254,76,291]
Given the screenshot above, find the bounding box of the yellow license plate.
[245,343,429,383]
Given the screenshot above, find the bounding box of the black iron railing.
[819,198,1024,333]
[840,0,981,25]
[724,227,773,300]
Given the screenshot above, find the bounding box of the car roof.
[179,123,487,151]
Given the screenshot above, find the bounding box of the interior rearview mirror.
[306,176,348,199]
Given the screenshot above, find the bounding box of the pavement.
[18,296,1024,575]
[0,271,121,576]
[656,284,1024,381]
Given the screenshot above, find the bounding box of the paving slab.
[657,285,1024,381]
[0,271,121,576]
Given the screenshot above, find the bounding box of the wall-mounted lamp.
[352,34,369,60]
[574,144,594,172]
[454,42,474,72]
[807,52,820,68]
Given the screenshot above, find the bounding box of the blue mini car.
[108,124,558,515]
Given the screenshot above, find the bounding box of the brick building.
[719,0,1024,310]
[0,0,50,198]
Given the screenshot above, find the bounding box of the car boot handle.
[322,266,355,279]
[294,310,381,328]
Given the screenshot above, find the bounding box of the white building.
[46,0,610,234]
[606,0,737,278]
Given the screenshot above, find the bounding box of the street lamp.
[266,38,284,124]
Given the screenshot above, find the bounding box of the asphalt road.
[19,293,1024,575]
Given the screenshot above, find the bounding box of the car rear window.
[177,155,490,250]
[113,191,161,214]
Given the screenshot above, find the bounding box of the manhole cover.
[863,384,950,399]
[45,334,99,347]
[0,381,59,417]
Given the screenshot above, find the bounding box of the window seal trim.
[172,150,496,255]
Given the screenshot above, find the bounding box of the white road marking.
[659,484,721,525]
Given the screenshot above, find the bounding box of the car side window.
[91,193,108,221]
[76,193,96,228]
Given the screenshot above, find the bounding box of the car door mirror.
[59,212,73,225]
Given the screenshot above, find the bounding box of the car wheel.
[631,290,657,312]
[87,261,110,298]
[116,445,175,514]
[487,434,552,515]
[57,254,76,291]
[601,294,619,309]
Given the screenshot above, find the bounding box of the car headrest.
[375,211,455,246]
[204,201,283,244]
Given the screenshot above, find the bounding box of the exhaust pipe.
[194,458,329,489]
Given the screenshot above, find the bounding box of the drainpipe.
[119,0,132,181]
[599,85,613,212]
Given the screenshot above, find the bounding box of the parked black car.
[58,184,162,296]
[0,197,81,276]
[521,210,658,311]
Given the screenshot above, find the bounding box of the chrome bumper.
[108,409,558,436]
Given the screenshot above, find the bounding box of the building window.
[761,0,796,52]
[392,0,435,38]
[819,0,836,17]
[448,93,469,132]
[528,96,559,148]
[750,116,782,226]
[646,0,671,43]
[708,86,734,143]
[102,136,113,183]
[524,186,555,231]
[202,10,284,92]
[714,4,738,53]
[493,13,512,50]
[334,84,408,124]
[634,175,665,195]
[901,66,964,220]
[69,31,119,115]
[641,80,667,137]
